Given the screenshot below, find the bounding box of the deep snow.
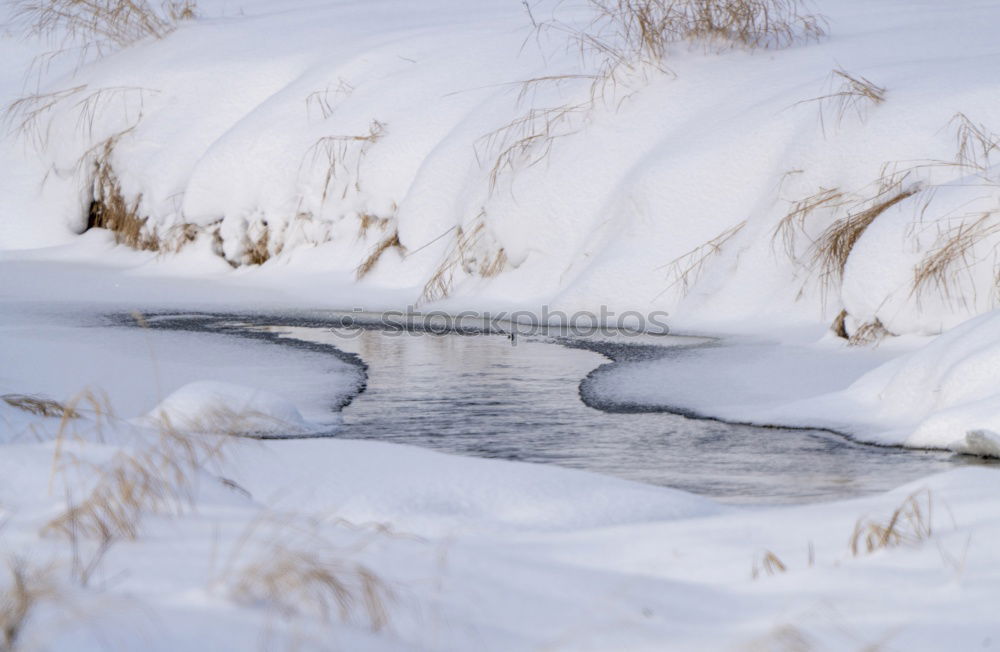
[4,0,1000,649]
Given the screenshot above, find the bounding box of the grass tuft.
[45,411,231,543]
[751,549,787,579]
[13,0,197,64]
[304,119,386,204]
[798,67,886,132]
[1,394,78,419]
[952,113,1000,173]
[656,220,747,299]
[544,0,827,73]
[222,518,394,632]
[0,558,54,651]
[85,136,160,251]
[420,216,507,303]
[911,212,1000,308]
[850,489,933,556]
[808,169,919,294]
[228,544,392,631]
[771,186,847,259]
[355,230,404,280]
[484,0,826,194]
[846,318,891,347]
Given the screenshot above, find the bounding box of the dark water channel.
[138,312,983,505]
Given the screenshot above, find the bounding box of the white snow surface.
[3,0,1000,335]
[2,338,1000,650]
[145,380,322,436]
[4,2,1000,648]
[589,309,1000,453]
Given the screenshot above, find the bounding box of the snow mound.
[773,310,1000,454]
[225,438,724,535]
[146,381,322,437]
[4,0,1000,337]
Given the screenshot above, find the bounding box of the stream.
[138,312,982,506]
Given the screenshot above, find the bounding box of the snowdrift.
[3,0,1000,339]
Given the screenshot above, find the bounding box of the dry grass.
[4,85,190,253]
[357,212,392,239]
[798,68,886,132]
[355,230,404,280]
[846,318,891,347]
[242,224,270,266]
[952,112,1000,173]
[0,558,55,652]
[86,136,160,251]
[751,549,787,579]
[419,217,507,303]
[808,170,919,293]
[305,79,354,121]
[478,101,590,193]
[222,518,393,632]
[830,308,848,339]
[851,489,933,556]
[910,212,1000,307]
[656,220,746,299]
[305,119,386,203]
[771,186,847,259]
[45,412,230,543]
[484,0,825,194]
[542,0,826,74]
[228,544,392,631]
[13,0,197,64]
[1,394,78,419]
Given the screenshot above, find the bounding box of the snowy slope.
[3,367,1000,651]
[3,0,1000,338]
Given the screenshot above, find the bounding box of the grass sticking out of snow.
[420,217,507,303]
[86,137,160,251]
[657,220,747,299]
[809,170,919,295]
[535,0,827,74]
[13,0,197,64]
[221,515,394,631]
[45,410,230,543]
[0,557,55,652]
[751,550,787,579]
[850,489,933,556]
[356,230,403,280]
[798,67,886,133]
[911,212,1000,309]
[1,394,78,419]
[482,0,827,199]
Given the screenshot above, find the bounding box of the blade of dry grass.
[655,220,747,299]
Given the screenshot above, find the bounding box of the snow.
[145,380,322,437]
[4,0,1000,648]
[3,385,1000,650]
[3,0,1000,336]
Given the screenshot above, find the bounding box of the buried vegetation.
[13,0,197,62]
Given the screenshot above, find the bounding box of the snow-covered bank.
[3,380,1000,651]
[584,309,1000,455]
[4,0,1000,339]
